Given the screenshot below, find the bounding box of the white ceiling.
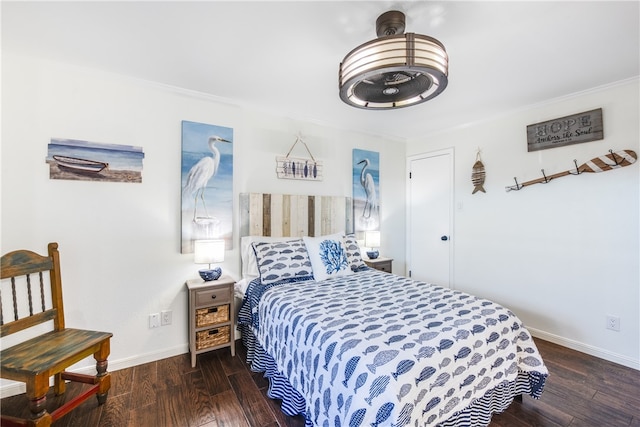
[2,1,639,140]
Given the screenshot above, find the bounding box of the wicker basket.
[196,304,229,328]
[196,325,230,350]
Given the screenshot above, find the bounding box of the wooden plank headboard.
[239,193,353,237]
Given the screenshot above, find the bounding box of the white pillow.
[303,233,353,282]
[241,235,297,280]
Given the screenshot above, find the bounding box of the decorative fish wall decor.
[276,134,323,181]
[506,149,637,192]
[471,150,486,194]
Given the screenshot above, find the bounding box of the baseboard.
[529,327,640,370]
[0,343,189,398]
[106,343,189,373]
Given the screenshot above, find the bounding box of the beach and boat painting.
[46,138,144,183]
[352,148,380,232]
[181,120,233,254]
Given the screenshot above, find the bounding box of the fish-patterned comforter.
[240,269,548,426]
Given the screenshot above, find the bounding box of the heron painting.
[181,120,233,253]
[352,148,380,232]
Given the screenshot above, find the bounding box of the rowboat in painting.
[53,155,109,173]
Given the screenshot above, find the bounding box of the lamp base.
[199,267,222,281]
[366,250,379,259]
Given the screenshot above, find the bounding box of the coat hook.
[505,177,523,192]
[540,169,551,183]
[609,149,620,166]
[514,177,522,190]
[569,159,582,175]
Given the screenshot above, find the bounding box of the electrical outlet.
[149,313,160,329]
[606,315,620,331]
[161,310,172,326]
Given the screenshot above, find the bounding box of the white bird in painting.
[183,136,231,221]
[358,158,378,219]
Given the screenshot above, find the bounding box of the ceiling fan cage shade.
[338,14,449,110]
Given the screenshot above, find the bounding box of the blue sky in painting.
[50,138,143,153]
[181,120,233,156]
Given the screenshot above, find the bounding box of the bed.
[237,193,548,427]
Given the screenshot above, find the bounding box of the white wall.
[406,78,640,369]
[0,53,407,395]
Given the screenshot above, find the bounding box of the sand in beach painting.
[47,138,145,183]
[181,120,233,253]
[352,148,380,232]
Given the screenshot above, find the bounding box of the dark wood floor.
[1,338,639,426]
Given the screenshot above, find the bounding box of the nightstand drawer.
[195,287,231,306]
[196,325,230,350]
[195,304,230,327]
[375,261,392,272]
[364,256,393,274]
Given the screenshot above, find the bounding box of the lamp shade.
[194,239,225,264]
[364,231,380,248]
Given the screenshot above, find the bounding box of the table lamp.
[194,239,225,281]
[364,230,380,259]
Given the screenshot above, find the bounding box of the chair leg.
[95,360,111,405]
[54,372,66,395]
[26,376,53,427]
[94,340,111,405]
[28,396,48,422]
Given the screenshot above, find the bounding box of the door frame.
[406,147,455,287]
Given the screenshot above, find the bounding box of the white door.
[407,148,453,287]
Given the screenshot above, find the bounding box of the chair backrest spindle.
[26,273,34,316]
[39,271,46,312]
[11,277,18,321]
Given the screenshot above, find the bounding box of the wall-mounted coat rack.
[506,149,637,192]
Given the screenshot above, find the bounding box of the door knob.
[441,236,448,241]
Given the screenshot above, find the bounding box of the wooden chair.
[0,242,113,427]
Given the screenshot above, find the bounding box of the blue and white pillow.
[343,234,367,271]
[252,239,313,285]
[241,235,297,280]
[303,233,353,282]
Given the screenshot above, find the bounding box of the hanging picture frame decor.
[276,134,323,181]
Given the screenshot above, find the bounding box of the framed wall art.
[181,120,234,253]
[352,148,380,232]
[46,138,144,183]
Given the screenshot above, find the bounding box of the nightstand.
[186,276,235,367]
[364,256,393,273]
